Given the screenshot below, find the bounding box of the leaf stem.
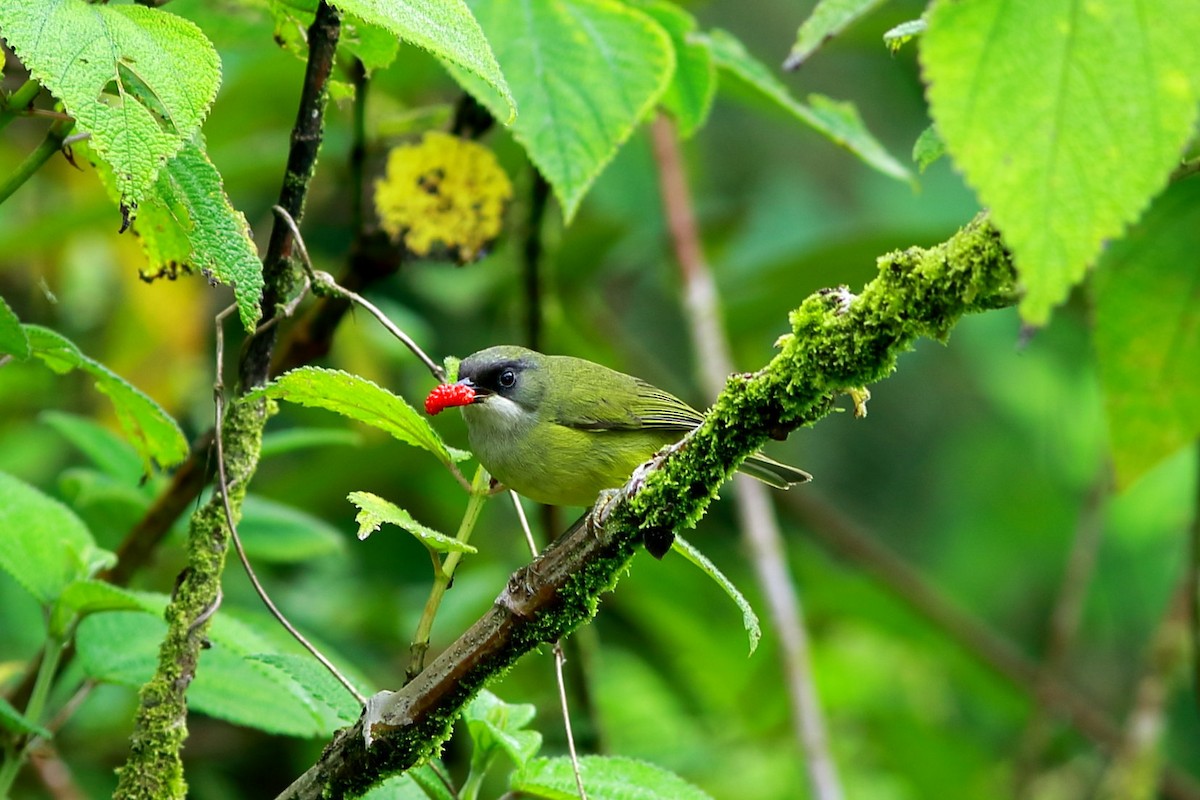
[407,466,490,680]
[0,635,65,795]
[0,80,42,133]
[0,119,74,206]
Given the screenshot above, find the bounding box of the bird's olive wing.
[554,372,704,432]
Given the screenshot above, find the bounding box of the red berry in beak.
[425,382,476,415]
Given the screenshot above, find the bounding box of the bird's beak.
[459,377,490,403]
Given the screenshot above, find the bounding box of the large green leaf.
[784,0,890,69]
[0,0,220,210]
[41,411,145,482]
[238,494,345,564]
[0,471,98,605]
[452,0,674,220]
[333,0,514,122]
[24,326,189,472]
[1093,179,1200,488]
[513,756,713,800]
[50,579,147,637]
[706,28,910,183]
[0,294,29,360]
[922,0,1200,324]
[253,367,461,467]
[82,136,264,332]
[75,599,359,738]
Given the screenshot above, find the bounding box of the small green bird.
[425,345,810,507]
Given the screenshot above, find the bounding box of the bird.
[425,345,810,507]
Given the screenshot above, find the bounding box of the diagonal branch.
[277,213,1018,799]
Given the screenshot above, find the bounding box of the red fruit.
[425,382,475,415]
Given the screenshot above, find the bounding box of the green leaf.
[348,491,476,553]
[912,124,945,174]
[24,326,189,472]
[0,294,30,360]
[82,136,265,332]
[0,471,97,605]
[513,756,713,800]
[58,468,154,540]
[464,690,542,771]
[261,427,364,458]
[632,0,715,139]
[238,494,345,564]
[671,536,761,655]
[253,367,459,466]
[784,0,890,69]
[451,0,674,220]
[50,579,148,637]
[341,14,401,75]
[883,18,925,53]
[76,601,357,738]
[0,0,220,210]
[1093,179,1200,488]
[247,653,362,728]
[922,0,1200,325]
[41,411,145,482]
[706,29,911,184]
[332,0,515,122]
[0,695,51,740]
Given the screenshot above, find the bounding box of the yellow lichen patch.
[374,131,513,264]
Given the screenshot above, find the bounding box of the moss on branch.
[279,213,1017,800]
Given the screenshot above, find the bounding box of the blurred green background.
[2,0,1196,798]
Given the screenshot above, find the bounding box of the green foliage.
[670,535,761,655]
[1092,179,1200,487]
[911,124,945,173]
[0,294,29,359]
[922,0,1200,324]
[633,0,716,139]
[3,0,1200,796]
[253,366,466,467]
[333,0,515,122]
[0,0,220,210]
[705,29,911,183]
[348,490,476,553]
[76,602,359,738]
[238,494,346,564]
[0,471,108,605]
[785,0,889,69]
[41,411,146,482]
[512,755,713,800]
[0,696,50,740]
[19,325,189,473]
[883,18,925,53]
[451,0,673,221]
[463,690,542,770]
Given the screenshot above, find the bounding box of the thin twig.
[214,302,366,705]
[650,113,844,800]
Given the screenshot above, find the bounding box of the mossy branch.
[110,4,342,798]
[278,213,1017,800]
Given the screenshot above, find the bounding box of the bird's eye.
[498,368,516,389]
